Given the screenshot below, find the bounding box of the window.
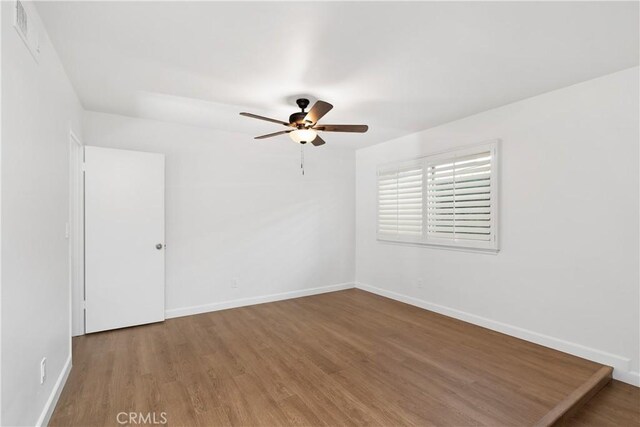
[377,141,498,251]
[377,161,423,242]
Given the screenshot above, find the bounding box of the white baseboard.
[355,282,639,387]
[614,370,640,387]
[36,354,72,427]
[165,282,356,319]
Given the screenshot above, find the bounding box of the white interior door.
[85,146,165,333]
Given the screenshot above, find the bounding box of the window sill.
[376,237,500,255]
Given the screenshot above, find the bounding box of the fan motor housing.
[289,112,307,126]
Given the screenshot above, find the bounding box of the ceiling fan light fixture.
[240,98,368,147]
[289,128,317,144]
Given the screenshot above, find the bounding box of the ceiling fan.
[239,98,368,146]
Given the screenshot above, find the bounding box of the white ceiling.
[36,1,639,149]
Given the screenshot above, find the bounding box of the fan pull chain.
[301,144,305,176]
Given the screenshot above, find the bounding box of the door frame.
[69,129,85,336]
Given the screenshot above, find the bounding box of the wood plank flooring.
[567,380,640,426]
[50,289,611,426]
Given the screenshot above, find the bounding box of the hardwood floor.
[567,380,640,426]
[51,289,613,426]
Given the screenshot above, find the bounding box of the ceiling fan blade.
[313,124,368,133]
[304,101,333,125]
[255,130,293,140]
[311,134,326,146]
[240,112,291,127]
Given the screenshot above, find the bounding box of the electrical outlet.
[40,357,47,385]
[416,279,423,289]
[231,278,239,288]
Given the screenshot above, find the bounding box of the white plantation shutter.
[377,141,498,251]
[426,151,493,242]
[377,163,423,241]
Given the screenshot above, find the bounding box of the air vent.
[15,0,28,36]
[13,0,40,62]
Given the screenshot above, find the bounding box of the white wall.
[1,2,83,425]
[0,4,4,424]
[0,2,4,426]
[82,112,355,317]
[355,67,640,385]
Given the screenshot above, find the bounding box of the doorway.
[69,130,85,336]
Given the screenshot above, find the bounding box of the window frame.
[376,140,499,253]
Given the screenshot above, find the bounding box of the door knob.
[156,243,164,250]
